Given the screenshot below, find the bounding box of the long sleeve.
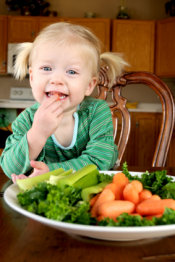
[0,104,39,178]
[0,98,118,178]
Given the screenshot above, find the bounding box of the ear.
[85,77,97,96]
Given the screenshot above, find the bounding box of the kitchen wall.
[0,0,174,104]
[50,0,168,20]
[0,0,169,19]
[0,75,30,99]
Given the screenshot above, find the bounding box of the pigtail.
[14,42,33,81]
[100,52,129,88]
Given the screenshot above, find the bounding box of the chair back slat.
[97,70,175,167]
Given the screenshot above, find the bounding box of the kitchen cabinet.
[8,16,39,42]
[0,16,7,74]
[112,20,155,72]
[62,18,110,52]
[166,128,175,167]
[2,16,175,75]
[0,16,110,75]
[118,112,162,167]
[7,16,110,52]
[155,17,175,77]
[7,16,65,43]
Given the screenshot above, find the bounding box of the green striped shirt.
[0,97,118,178]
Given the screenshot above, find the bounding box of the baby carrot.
[98,200,135,220]
[150,195,161,200]
[90,193,100,207]
[161,199,175,208]
[105,183,117,195]
[56,94,61,101]
[112,172,129,200]
[113,172,129,185]
[90,188,115,217]
[139,189,152,202]
[130,180,143,193]
[136,199,175,216]
[123,183,140,204]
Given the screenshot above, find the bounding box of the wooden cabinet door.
[8,16,39,42]
[0,16,7,74]
[63,18,111,52]
[120,112,162,167]
[134,113,161,166]
[119,112,135,166]
[112,20,155,72]
[166,131,175,167]
[155,17,175,77]
[7,16,110,52]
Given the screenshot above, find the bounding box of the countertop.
[0,99,162,112]
[0,99,35,109]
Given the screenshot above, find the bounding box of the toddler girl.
[0,22,128,180]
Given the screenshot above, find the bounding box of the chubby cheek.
[30,77,45,103]
[71,90,87,105]
[30,82,45,103]
[32,89,45,104]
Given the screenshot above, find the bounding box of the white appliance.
[7,43,20,74]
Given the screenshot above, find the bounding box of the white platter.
[4,171,175,241]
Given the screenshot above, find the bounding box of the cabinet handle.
[136,122,139,127]
[31,31,35,37]
[2,61,6,67]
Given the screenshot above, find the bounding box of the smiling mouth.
[46,91,68,100]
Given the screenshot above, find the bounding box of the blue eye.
[68,70,77,75]
[43,67,52,71]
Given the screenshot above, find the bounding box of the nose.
[50,80,64,86]
[50,78,64,86]
[50,71,64,86]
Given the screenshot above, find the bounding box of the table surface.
[1,166,175,262]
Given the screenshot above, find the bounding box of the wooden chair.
[97,70,175,167]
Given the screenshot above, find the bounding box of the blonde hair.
[14,22,128,84]
[100,52,128,88]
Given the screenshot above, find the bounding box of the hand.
[11,174,27,183]
[11,160,49,183]
[27,95,64,160]
[32,94,63,140]
[29,160,49,177]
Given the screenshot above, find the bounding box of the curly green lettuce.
[17,182,95,225]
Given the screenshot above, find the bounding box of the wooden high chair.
[97,69,175,167]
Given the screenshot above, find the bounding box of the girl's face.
[29,40,97,114]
